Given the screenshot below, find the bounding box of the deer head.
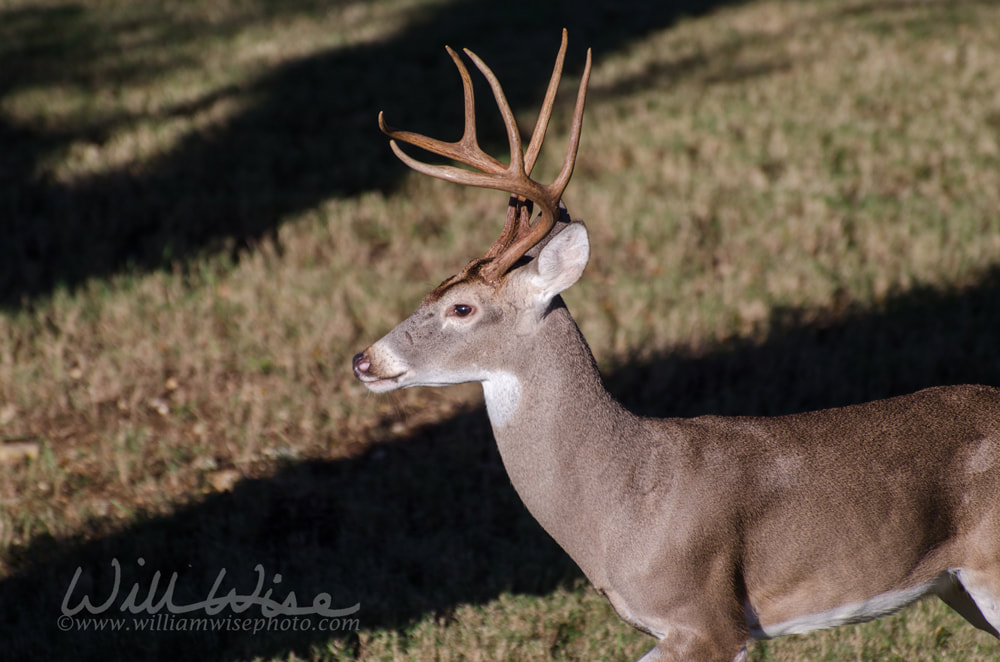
[353,30,592,397]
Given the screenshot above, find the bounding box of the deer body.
[353,32,1000,661]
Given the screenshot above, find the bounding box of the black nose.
[352,351,371,375]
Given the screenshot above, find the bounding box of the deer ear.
[528,222,590,304]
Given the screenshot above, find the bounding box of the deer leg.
[625,606,748,662]
[938,582,999,638]
[636,638,747,662]
[950,568,1000,638]
[601,586,748,662]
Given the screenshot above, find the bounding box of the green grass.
[2,0,1000,660]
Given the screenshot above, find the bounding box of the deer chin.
[357,363,489,393]
[357,370,409,393]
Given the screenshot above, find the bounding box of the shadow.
[608,268,1000,418]
[0,406,578,661]
[0,0,744,308]
[1,266,998,660]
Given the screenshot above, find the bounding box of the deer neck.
[481,299,636,579]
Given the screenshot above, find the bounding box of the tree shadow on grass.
[1,0,747,308]
[1,267,998,661]
[1,405,577,661]
[610,268,1000,418]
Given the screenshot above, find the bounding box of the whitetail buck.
[352,30,1000,662]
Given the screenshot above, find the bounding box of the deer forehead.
[422,270,534,313]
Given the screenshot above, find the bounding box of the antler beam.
[378,29,592,282]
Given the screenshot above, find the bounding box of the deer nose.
[352,351,372,376]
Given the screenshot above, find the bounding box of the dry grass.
[1,0,1000,660]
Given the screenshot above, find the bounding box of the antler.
[378,29,592,283]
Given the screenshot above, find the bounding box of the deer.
[352,30,1000,662]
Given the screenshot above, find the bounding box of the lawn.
[1,0,999,660]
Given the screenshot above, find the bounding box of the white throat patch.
[482,373,522,428]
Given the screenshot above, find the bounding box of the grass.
[1,0,1000,659]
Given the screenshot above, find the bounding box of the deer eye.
[450,304,475,318]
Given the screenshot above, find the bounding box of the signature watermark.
[58,558,360,634]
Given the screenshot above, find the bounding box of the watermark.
[58,613,361,634]
[58,558,360,634]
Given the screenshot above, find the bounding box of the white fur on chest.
[481,372,522,428]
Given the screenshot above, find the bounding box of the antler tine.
[483,31,567,264]
[551,47,592,203]
[524,28,568,176]
[383,140,517,189]
[380,42,556,227]
[461,48,526,180]
[458,47,534,265]
[378,46,505,175]
[480,46,592,281]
